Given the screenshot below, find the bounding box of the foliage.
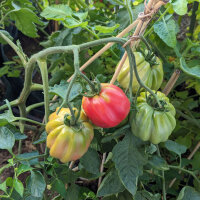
[0,0,200,200]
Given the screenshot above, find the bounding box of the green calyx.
[146,94,169,112]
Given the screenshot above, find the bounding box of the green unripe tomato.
[130,91,176,144]
[117,52,163,94]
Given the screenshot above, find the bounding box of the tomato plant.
[82,83,130,128]
[0,0,200,200]
[117,51,163,93]
[130,91,176,144]
[46,107,94,163]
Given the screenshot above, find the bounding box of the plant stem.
[131,52,161,107]
[144,6,170,37]
[84,26,99,39]
[0,32,27,67]
[0,99,18,111]
[125,0,133,23]
[37,59,50,124]
[156,145,167,200]
[168,165,200,184]
[189,2,199,39]
[30,83,44,91]
[15,117,44,126]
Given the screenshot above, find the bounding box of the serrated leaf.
[154,19,177,48]
[165,140,187,155]
[95,24,120,34]
[97,168,125,197]
[80,148,101,175]
[49,80,82,100]
[27,171,46,198]
[9,8,43,38]
[112,132,147,195]
[177,186,200,200]
[13,178,24,197]
[0,126,15,150]
[172,0,188,16]
[41,4,73,20]
[180,57,200,79]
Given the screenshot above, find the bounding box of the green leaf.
[41,4,73,20]
[148,155,169,171]
[0,30,13,44]
[9,8,43,38]
[112,132,147,195]
[65,184,80,199]
[49,80,82,100]
[177,186,200,200]
[51,179,67,198]
[97,168,125,197]
[134,190,161,200]
[154,19,177,48]
[13,178,24,197]
[191,152,200,170]
[80,148,101,175]
[0,110,15,126]
[0,66,9,77]
[95,24,120,34]
[172,0,188,16]
[63,18,88,28]
[0,126,15,150]
[16,164,33,177]
[165,140,187,155]
[180,57,200,79]
[101,125,130,143]
[5,124,27,140]
[73,12,88,21]
[17,151,39,165]
[0,180,7,193]
[27,171,46,197]
[33,132,47,145]
[118,190,134,200]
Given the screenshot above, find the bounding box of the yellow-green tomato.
[117,52,163,94]
[130,91,176,144]
[46,108,94,163]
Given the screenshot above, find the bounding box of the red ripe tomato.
[82,83,130,128]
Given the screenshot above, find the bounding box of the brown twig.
[98,153,107,187]
[162,69,181,96]
[54,0,59,31]
[67,20,139,82]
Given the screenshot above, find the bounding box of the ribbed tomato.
[82,83,130,128]
[46,108,94,163]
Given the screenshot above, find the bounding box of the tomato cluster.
[45,51,176,163]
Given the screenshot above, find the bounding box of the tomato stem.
[130,52,162,107]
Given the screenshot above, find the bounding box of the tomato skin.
[117,52,163,94]
[130,91,176,144]
[46,108,94,163]
[82,83,130,128]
